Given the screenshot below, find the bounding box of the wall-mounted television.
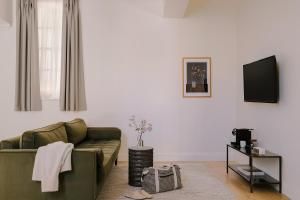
[243,55,279,103]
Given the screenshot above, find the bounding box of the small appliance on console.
[231,128,253,148]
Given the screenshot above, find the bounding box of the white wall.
[0,0,238,161]
[236,0,300,199]
[0,0,12,26]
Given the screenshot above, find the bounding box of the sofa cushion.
[0,136,20,149]
[20,122,68,149]
[76,140,121,176]
[65,118,87,145]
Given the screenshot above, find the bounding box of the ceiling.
[121,0,190,18]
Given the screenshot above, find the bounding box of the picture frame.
[182,57,211,98]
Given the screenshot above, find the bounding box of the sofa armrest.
[0,136,21,149]
[0,148,101,200]
[87,127,121,140]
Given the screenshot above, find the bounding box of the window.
[38,0,63,100]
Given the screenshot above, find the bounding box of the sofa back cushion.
[20,122,68,149]
[0,136,20,149]
[64,118,87,145]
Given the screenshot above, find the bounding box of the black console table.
[226,144,282,193]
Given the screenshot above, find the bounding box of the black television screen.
[243,56,278,103]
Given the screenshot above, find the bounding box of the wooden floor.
[203,161,289,200]
[120,161,289,200]
[120,162,289,200]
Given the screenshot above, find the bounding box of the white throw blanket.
[32,141,74,192]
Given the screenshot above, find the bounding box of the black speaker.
[232,128,253,147]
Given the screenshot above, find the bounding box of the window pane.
[38,0,63,100]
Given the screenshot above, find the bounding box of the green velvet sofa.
[0,118,121,200]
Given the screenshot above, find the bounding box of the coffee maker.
[231,128,253,147]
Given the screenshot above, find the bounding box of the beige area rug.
[97,163,236,200]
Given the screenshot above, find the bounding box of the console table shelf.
[226,144,282,193]
[228,164,280,184]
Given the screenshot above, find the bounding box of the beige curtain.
[15,0,42,111]
[60,0,86,111]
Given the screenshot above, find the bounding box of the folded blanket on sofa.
[32,141,74,192]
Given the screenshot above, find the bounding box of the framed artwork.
[182,57,211,98]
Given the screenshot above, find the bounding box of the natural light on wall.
[38,0,63,100]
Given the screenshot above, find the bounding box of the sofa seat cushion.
[76,140,121,176]
[20,122,68,149]
[65,118,87,145]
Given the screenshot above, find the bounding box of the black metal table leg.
[279,157,282,193]
[250,156,253,193]
[226,145,229,174]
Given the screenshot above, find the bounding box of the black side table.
[128,146,153,187]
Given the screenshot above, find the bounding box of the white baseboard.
[118,152,225,162]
